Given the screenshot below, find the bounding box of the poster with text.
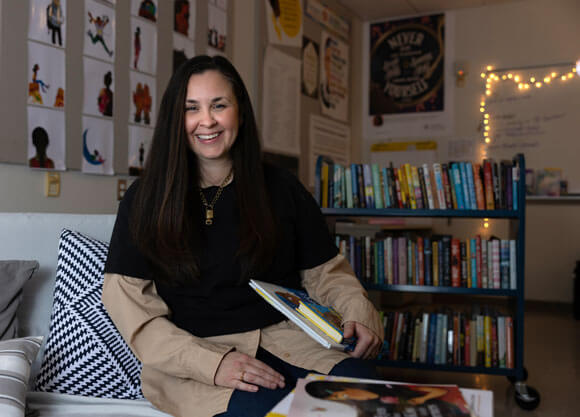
[261,47,301,155]
[83,56,114,118]
[363,13,454,140]
[301,37,318,98]
[131,17,157,74]
[27,106,66,171]
[207,3,226,54]
[265,0,303,47]
[81,115,114,175]
[128,125,153,176]
[28,41,65,108]
[129,71,156,126]
[131,0,157,22]
[173,32,195,74]
[84,0,115,62]
[319,31,349,122]
[174,0,196,39]
[29,0,67,48]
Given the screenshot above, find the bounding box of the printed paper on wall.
[265,0,303,47]
[29,0,67,48]
[129,71,156,126]
[319,31,349,122]
[84,0,115,62]
[27,106,66,171]
[83,56,114,118]
[28,41,65,109]
[207,3,226,53]
[131,0,157,22]
[131,16,157,75]
[173,32,195,74]
[81,115,114,175]
[128,125,153,176]
[174,0,196,40]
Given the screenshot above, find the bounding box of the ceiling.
[336,0,524,20]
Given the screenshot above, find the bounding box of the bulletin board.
[481,62,580,191]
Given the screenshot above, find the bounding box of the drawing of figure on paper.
[54,87,65,107]
[139,0,157,22]
[133,82,152,125]
[82,129,106,165]
[133,27,141,69]
[98,71,113,117]
[174,0,190,36]
[47,0,64,46]
[29,64,50,104]
[29,127,55,169]
[87,12,113,57]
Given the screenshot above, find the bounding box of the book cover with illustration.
[249,280,351,350]
[288,374,473,417]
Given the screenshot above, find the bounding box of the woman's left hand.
[343,321,382,359]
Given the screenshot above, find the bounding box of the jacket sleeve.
[102,272,234,386]
[300,254,384,341]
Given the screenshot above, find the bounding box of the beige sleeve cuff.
[102,273,233,386]
[300,254,384,341]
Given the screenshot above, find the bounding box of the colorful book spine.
[481,238,488,288]
[350,164,359,208]
[417,237,425,285]
[466,162,478,209]
[513,165,519,211]
[510,240,517,290]
[470,238,477,288]
[371,164,383,209]
[382,167,391,208]
[473,163,485,210]
[484,314,492,367]
[497,316,506,368]
[433,163,446,209]
[432,240,439,286]
[344,166,353,208]
[500,240,510,289]
[460,162,472,209]
[451,163,465,209]
[356,164,366,208]
[363,164,374,208]
[386,237,393,284]
[424,237,432,286]
[506,316,514,368]
[492,239,501,289]
[451,238,461,287]
[483,160,495,209]
[404,164,417,209]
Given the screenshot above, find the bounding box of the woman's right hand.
[214,351,285,392]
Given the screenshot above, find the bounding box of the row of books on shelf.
[336,232,517,290]
[378,307,514,369]
[315,155,520,211]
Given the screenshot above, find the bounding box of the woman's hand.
[214,351,285,392]
[343,321,382,359]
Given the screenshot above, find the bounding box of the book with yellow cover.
[249,279,353,350]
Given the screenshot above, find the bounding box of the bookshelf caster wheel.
[514,382,540,410]
[507,367,528,383]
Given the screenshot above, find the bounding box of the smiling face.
[184,70,239,170]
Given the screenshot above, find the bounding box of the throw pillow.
[0,261,39,340]
[0,336,43,417]
[34,230,143,399]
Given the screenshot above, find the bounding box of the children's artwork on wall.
[29,0,67,48]
[131,0,157,22]
[84,0,115,62]
[301,36,318,98]
[28,41,65,108]
[265,0,303,47]
[174,0,196,40]
[128,125,153,176]
[207,2,226,55]
[81,115,114,175]
[83,57,114,118]
[27,106,66,171]
[319,31,349,122]
[173,32,195,74]
[129,71,156,126]
[130,17,157,75]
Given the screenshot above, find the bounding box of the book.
[288,374,472,417]
[248,279,352,350]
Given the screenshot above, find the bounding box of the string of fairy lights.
[478,62,579,146]
[476,60,579,227]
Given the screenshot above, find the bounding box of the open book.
[249,279,353,351]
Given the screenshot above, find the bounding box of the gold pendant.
[205,209,214,225]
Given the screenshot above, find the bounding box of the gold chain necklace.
[199,170,233,225]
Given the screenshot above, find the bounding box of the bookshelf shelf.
[371,359,517,377]
[322,208,518,218]
[364,283,518,297]
[317,153,536,407]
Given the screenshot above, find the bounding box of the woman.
[102,55,383,417]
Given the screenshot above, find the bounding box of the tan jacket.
[102,254,383,417]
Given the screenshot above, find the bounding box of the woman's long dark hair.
[131,55,277,286]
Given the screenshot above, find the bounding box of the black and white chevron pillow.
[35,230,143,399]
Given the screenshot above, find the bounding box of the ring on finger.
[240,370,246,381]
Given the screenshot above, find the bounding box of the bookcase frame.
[321,154,527,381]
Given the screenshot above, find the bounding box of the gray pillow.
[0,260,39,340]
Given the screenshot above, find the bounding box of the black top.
[104,164,338,337]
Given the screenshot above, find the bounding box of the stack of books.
[315,155,519,211]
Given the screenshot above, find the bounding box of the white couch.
[0,213,171,417]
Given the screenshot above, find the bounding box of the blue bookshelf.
[319,154,528,383]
